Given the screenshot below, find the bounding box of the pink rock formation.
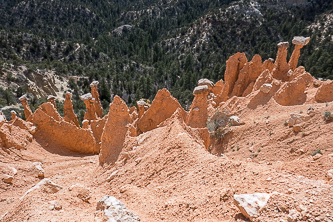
[231,54,263,97]
[217,52,247,103]
[99,96,131,165]
[137,89,188,133]
[64,92,80,127]
[252,69,273,91]
[242,81,255,97]
[90,81,103,118]
[82,119,90,129]
[39,102,62,121]
[136,100,147,119]
[212,79,224,96]
[80,93,97,122]
[32,107,98,154]
[0,123,32,150]
[129,107,138,122]
[187,85,209,128]
[289,36,310,71]
[272,42,290,81]
[315,80,333,103]
[90,116,107,151]
[9,110,35,134]
[262,58,275,72]
[19,94,33,121]
[47,95,57,109]
[274,75,307,106]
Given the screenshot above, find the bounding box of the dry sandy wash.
[1,36,333,222]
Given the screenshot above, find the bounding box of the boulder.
[233,193,270,221]
[198,78,214,91]
[137,89,187,133]
[289,36,310,71]
[32,162,44,178]
[288,113,310,126]
[48,201,62,211]
[2,174,13,184]
[229,116,244,126]
[274,75,306,106]
[19,94,33,121]
[90,81,103,118]
[187,86,209,128]
[24,178,62,195]
[315,80,333,103]
[260,83,272,93]
[99,96,131,165]
[69,184,91,202]
[272,42,290,81]
[64,92,80,127]
[95,195,141,222]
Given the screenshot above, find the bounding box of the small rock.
[233,193,270,221]
[106,170,119,182]
[198,78,214,90]
[24,178,62,195]
[313,153,322,160]
[120,185,130,193]
[49,200,62,211]
[260,83,272,93]
[95,195,140,221]
[288,209,301,222]
[193,85,209,95]
[69,184,91,202]
[327,169,333,181]
[229,116,244,126]
[293,125,302,133]
[3,174,13,184]
[32,162,44,178]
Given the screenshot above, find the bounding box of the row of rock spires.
[1,36,333,166]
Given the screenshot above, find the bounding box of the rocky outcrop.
[94,195,141,222]
[0,123,33,150]
[9,111,35,134]
[90,116,107,149]
[47,95,56,109]
[218,52,247,103]
[262,58,275,72]
[137,89,188,133]
[137,100,147,119]
[252,69,273,91]
[63,92,80,127]
[289,36,310,71]
[260,83,272,93]
[212,79,224,96]
[99,96,131,165]
[315,80,333,103]
[80,93,97,122]
[69,184,91,203]
[288,113,311,126]
[39,102,62,121]
[274,75,306,106]
[187,85,209,128]
[90,81,103,118]
[272,42,290,81]
[24,69,59,99]
[19,94,33,121]
[231,54,263,97]
[233,193,270,221]
[32,107,98,154]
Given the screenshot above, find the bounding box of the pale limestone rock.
[260,83,272,93]
[198,78,214,91]
[95,195,141,222]
[233,193,270,221]
[289,36,310,71]
[32,162,44,178]
[288,113,310,126]
[327,169,333,181]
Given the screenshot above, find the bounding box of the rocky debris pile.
[94,195,140,221]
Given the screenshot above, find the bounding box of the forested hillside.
[0,0,332,121]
